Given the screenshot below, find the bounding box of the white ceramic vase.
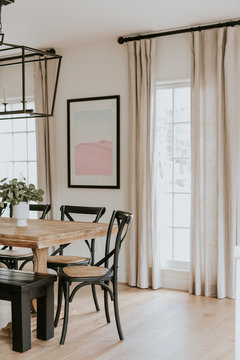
[13,202,29,227]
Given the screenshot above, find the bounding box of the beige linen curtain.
[190,27,240,298]
[127,39,162,289]
[34,59,56,217]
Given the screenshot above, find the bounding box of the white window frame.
[0,98,37,218]
[156,80,191,273]
[0,97,37,184]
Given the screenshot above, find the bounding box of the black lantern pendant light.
[0,0,62,120]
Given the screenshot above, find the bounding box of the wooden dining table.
[0,216,113,338]
[0,217,112,274]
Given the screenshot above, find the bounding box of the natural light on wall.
[156,81,191,270]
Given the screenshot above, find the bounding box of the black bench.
[0,268,57,352]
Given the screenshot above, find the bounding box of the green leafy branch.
[0,178,44,208]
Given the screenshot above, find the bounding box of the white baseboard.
[162,268,189,291]
[118,269,189,291]
[119,271,128,283]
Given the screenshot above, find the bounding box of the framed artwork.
[67,95,120,188]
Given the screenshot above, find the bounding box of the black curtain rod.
[118,19,240,44]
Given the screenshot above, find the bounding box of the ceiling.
[1,0,240,49]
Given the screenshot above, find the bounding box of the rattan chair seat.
[47,255,89,265]
[0,250,33,258]
[62,265,108,278]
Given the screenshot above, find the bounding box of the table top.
[0,217,111,249]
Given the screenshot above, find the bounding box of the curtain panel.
[127,39,162,289]
[190,27,240,298]
[34,59,56,218]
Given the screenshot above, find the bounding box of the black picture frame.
[67,95,120,189]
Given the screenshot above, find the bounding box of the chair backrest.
[9,203,51,219]
[60,205,106,223]
[52,205,106,257]
[29,204,51,219]
[95,210,133,272]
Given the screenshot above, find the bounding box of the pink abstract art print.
[73,108,113,176]
[75,139,112,175]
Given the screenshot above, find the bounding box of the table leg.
[32,248,48,273]
[31,248,49,313]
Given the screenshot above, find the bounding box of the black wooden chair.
[0,204,51,270]
[9,203,51,220]
[57,210,133,345]
[47,205,106,324]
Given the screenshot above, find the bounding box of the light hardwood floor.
[0,283,234,360]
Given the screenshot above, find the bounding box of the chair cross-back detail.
[47,205,106,324]
[9,203,51,219]
[57,210,133,345]
[0,204,51,270]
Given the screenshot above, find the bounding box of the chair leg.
[113,280,124,340]
[91,284,100,312]
[60,280,70,345]
[90,239,100,312]
[104,282,111,323]
[54,279,63,327]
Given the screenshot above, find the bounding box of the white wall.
[53,40,129,282]
[156,33,191,81]
[52,34,191,284]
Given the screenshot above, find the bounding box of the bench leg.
[11,293,31,352]
[37,283,54,340]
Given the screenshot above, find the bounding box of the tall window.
[0,100,37,217]
[156,82,191,269]
[0,100,37,184]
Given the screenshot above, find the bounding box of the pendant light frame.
[0,0,62,120]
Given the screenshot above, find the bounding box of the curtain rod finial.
[118,37,125,44]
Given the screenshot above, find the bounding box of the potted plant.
[0,178,44,227]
